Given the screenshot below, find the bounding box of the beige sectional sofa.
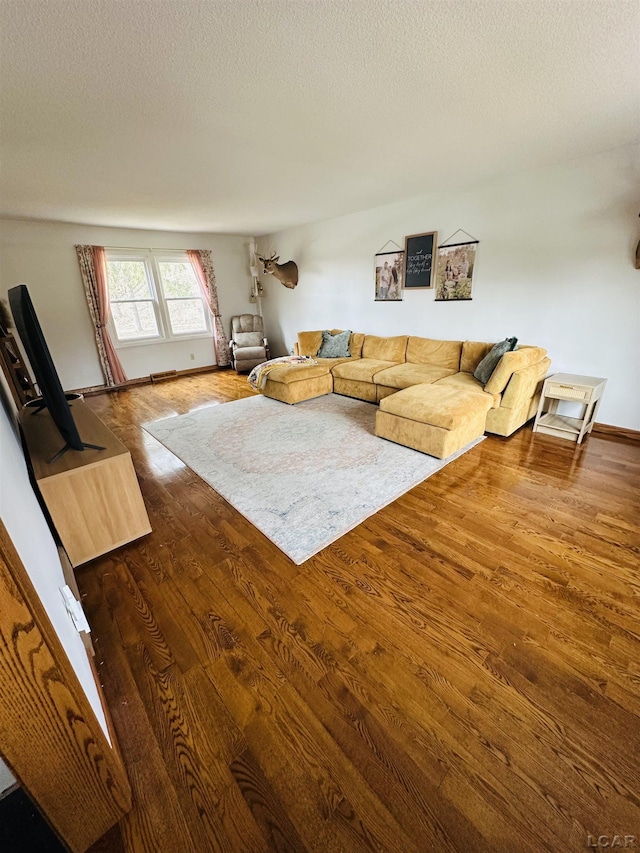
[258,329,550,458]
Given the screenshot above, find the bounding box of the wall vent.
[150,370,178,383]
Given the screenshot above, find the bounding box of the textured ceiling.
[1,0,638,234]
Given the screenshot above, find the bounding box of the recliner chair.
[229,314,270,373]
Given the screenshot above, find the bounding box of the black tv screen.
[8,284,85,453]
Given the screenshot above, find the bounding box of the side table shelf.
[533,373,607,445]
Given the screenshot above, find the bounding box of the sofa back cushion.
[347,332,365,358]
[297,330,364,358]
[460,341,494,373]
[362,335,408,363]
[297,330,323,356]
[407,337,462,370]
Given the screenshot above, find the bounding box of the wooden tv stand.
[19,399,151,567]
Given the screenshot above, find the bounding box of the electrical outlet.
[190,353,195,360]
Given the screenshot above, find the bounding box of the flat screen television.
[8,284,103,462]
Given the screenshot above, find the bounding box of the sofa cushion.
[316,356,353,367]
[362,335,408,363]
[435,372,501,408]
[332,358,399,383]
[460,341,494,374]
[262,361,333,385]
[406,337,462,370]
[484,346,548,395]
[262,373,333,404]
[379,384,493,430]
[317,329,351,358]
[473,338,518,386]
[334,377,378,403]
[374,363,455,389]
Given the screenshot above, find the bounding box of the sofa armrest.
[484,346,548,394]
[500,357,551,409]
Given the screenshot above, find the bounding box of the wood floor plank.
[120,753,200,853]
[125,649,265,853]
[294,562,623,845]
[75,374,640,853]
[205,658,425,853]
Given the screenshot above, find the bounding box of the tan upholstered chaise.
[375,385,493,458]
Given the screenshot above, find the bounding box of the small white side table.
[533,373,607,444]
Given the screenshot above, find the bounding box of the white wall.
[261,144,640,431]
[0,376,110,752]
[0,219,255,387]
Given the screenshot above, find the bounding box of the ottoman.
[375,384,493,458]
[260,361,334,404]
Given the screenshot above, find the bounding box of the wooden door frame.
[0,519,131,852]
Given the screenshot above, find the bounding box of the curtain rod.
[103,244,253,252]
[103,245,196,252]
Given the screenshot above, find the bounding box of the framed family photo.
[374,250,404,301]
[434,241,478,301]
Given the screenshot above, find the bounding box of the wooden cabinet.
[20,399,151,566]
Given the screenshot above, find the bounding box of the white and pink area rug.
[144,394,482,565]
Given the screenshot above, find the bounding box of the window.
[107,259,160,341]
[157,260,208,336]
[105,250,210,346]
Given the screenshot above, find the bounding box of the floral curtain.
[187,249,230,367]
[75,245,127,386]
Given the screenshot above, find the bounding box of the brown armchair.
[229,314,270,373]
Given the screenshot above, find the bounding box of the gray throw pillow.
[317,329,352,358]
[473,337,518,386]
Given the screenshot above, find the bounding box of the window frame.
[105,249,212,348]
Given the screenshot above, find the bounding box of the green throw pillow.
[473,337,518,386]
[317,329,352,358]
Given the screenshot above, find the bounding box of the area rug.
[143,394,482,564]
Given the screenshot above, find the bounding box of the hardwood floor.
[78,372,640,853]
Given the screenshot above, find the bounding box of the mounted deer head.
[257,252,298,289]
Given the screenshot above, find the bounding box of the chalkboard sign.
[404,231,437,289]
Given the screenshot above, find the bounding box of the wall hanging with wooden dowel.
[434,229,479,301]
[374,240,404,301]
